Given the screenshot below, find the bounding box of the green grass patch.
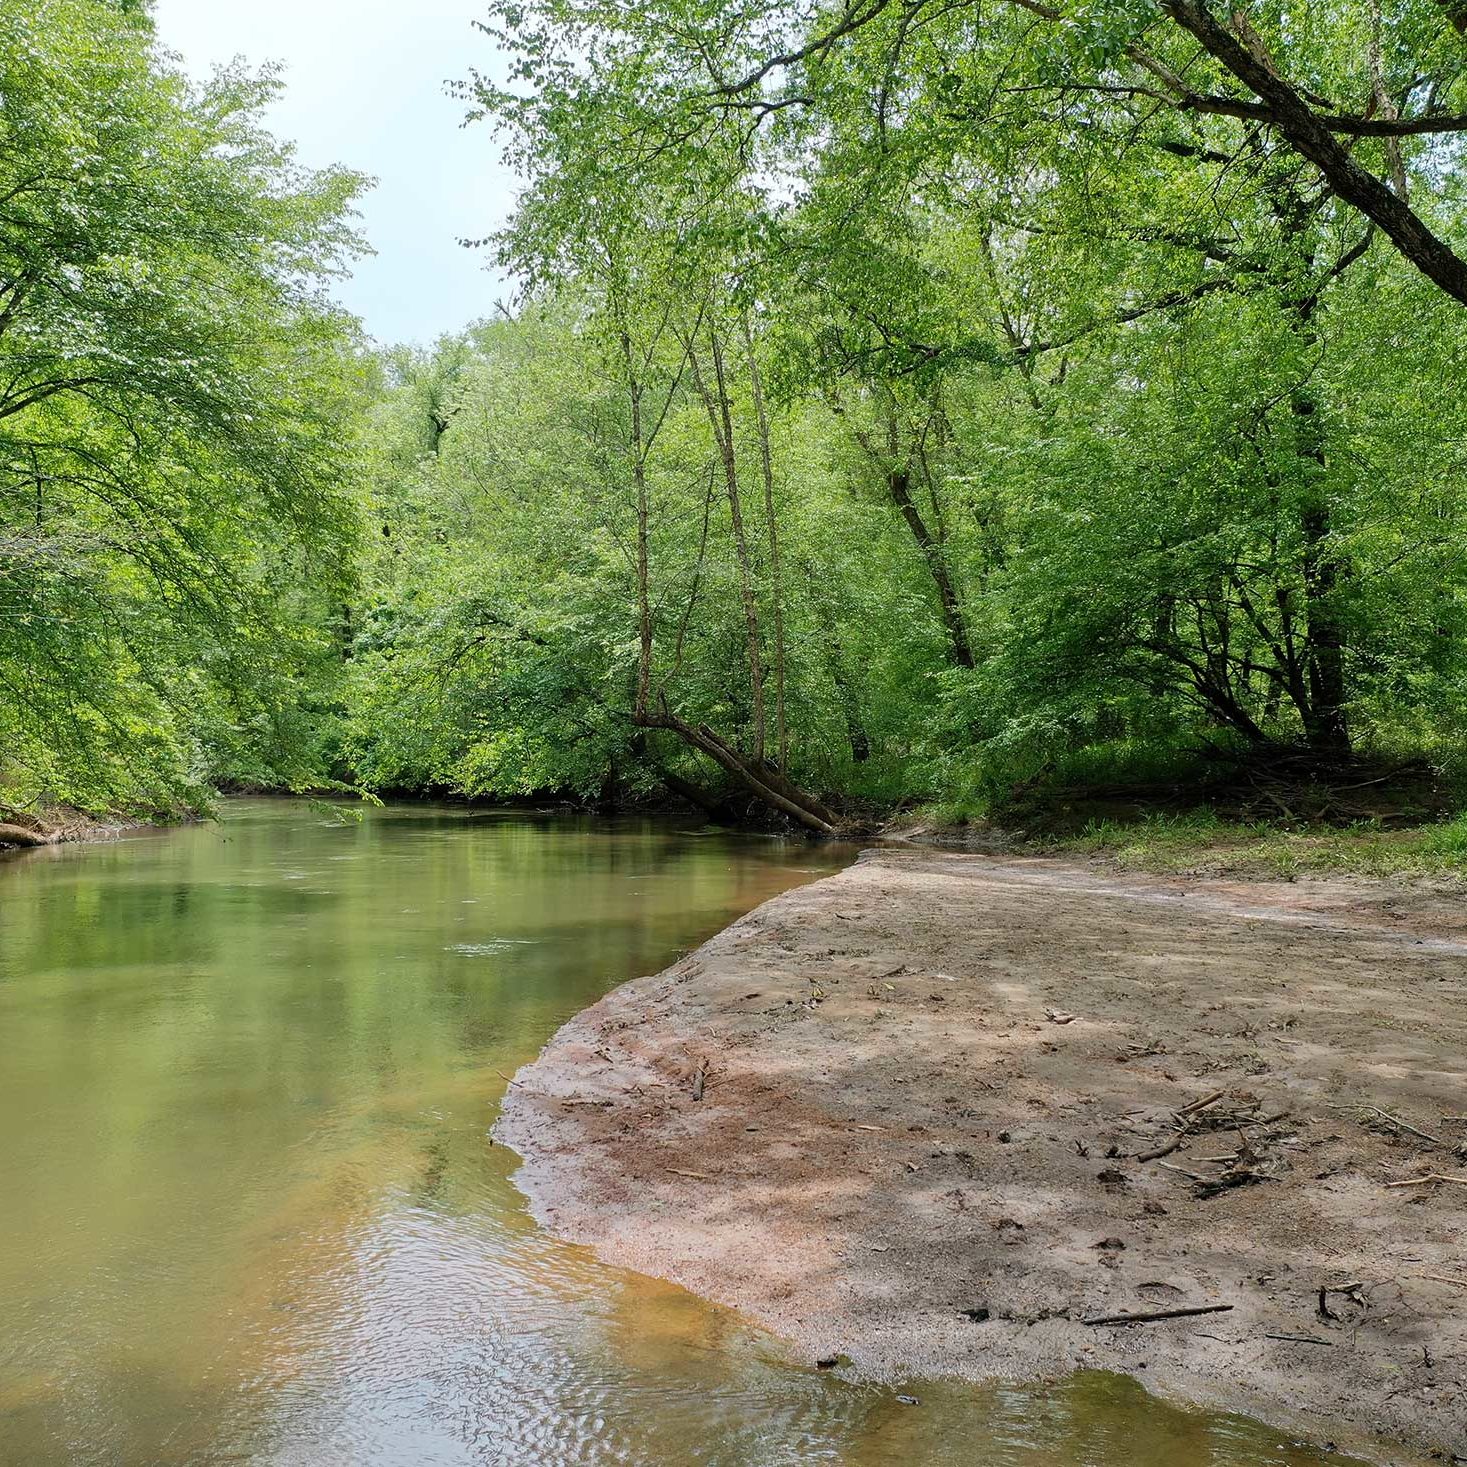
[1039,810,1467,879]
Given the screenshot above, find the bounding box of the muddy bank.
[0,807,157,856]
[495,850,1467,1465]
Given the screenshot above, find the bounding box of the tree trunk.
[1300,496,1350,754]
[636,707,838,833]
[1291,377,1350,755]
[0,806,61,848]
[886,469,975,668]
[805,565,871,762]
[831,648,871,763]
[688,332,768,762]
[742,317,789,769]
[617,325,655,726]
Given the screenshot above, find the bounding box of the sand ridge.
[496,849,1467,1465]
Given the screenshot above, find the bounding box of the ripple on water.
[444,940,540,956]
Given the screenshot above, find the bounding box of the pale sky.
[152,0,517,345]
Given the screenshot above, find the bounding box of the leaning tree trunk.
[636,706,839,834]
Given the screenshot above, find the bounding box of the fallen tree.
[0,805,61,848]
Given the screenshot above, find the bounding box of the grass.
[1037,809,1467,879]
[900,737,1467,879]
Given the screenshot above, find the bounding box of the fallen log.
[0,821,61,848]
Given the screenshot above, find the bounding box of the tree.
[0,0,370,812]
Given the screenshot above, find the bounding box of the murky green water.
[0,800,1362,1465]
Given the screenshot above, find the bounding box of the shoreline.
[0,809,159,858]
[496,848,1467,1466]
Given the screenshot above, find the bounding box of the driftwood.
[1084,1304,1234,1326]
[0,827,59,850]
[1329,1102,1445,1147]
[1137,1135,1184,1163]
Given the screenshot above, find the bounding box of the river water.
[0,800,1359,1466]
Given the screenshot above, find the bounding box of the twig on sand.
[1412,1273,1467,1288]
[1264,1333,1335,1346]
[1084,1304,1234,1326]
[667,1167,713,1180]
[692,1057,709,1102]
[1385,1173,1467,1188]
[495,1069,520,1086]
[1330,1104,1443,1147]
[1137,1136,1184,1163]
[1156,1160,1205,1181]
[1177,1091,1226,1118]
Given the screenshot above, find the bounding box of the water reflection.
[0,802,1362,1465]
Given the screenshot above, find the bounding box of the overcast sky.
[152,0,516,345]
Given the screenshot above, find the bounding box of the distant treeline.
[7,0,1467,828]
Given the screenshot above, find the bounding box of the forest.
[6,0,1467,842]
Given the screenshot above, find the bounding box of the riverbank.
[899,811,1467,882]
[496,849,1467,1465]
[0,805,152,854]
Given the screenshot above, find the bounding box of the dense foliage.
[340,0,1467,824]
[9,0,1467,831]
[0,0,368,815]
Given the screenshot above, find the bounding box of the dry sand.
[495,849,1467,1464]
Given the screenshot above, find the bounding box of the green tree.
[0,0,370,814]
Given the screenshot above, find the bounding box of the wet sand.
[496,850,1467,1465]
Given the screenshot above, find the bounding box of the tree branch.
[1159,0,1467,305]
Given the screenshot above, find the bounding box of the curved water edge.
[499,849,1462,1467]
[0,798,1386,1466]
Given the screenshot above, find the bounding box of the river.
[0,800,1357,1465]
